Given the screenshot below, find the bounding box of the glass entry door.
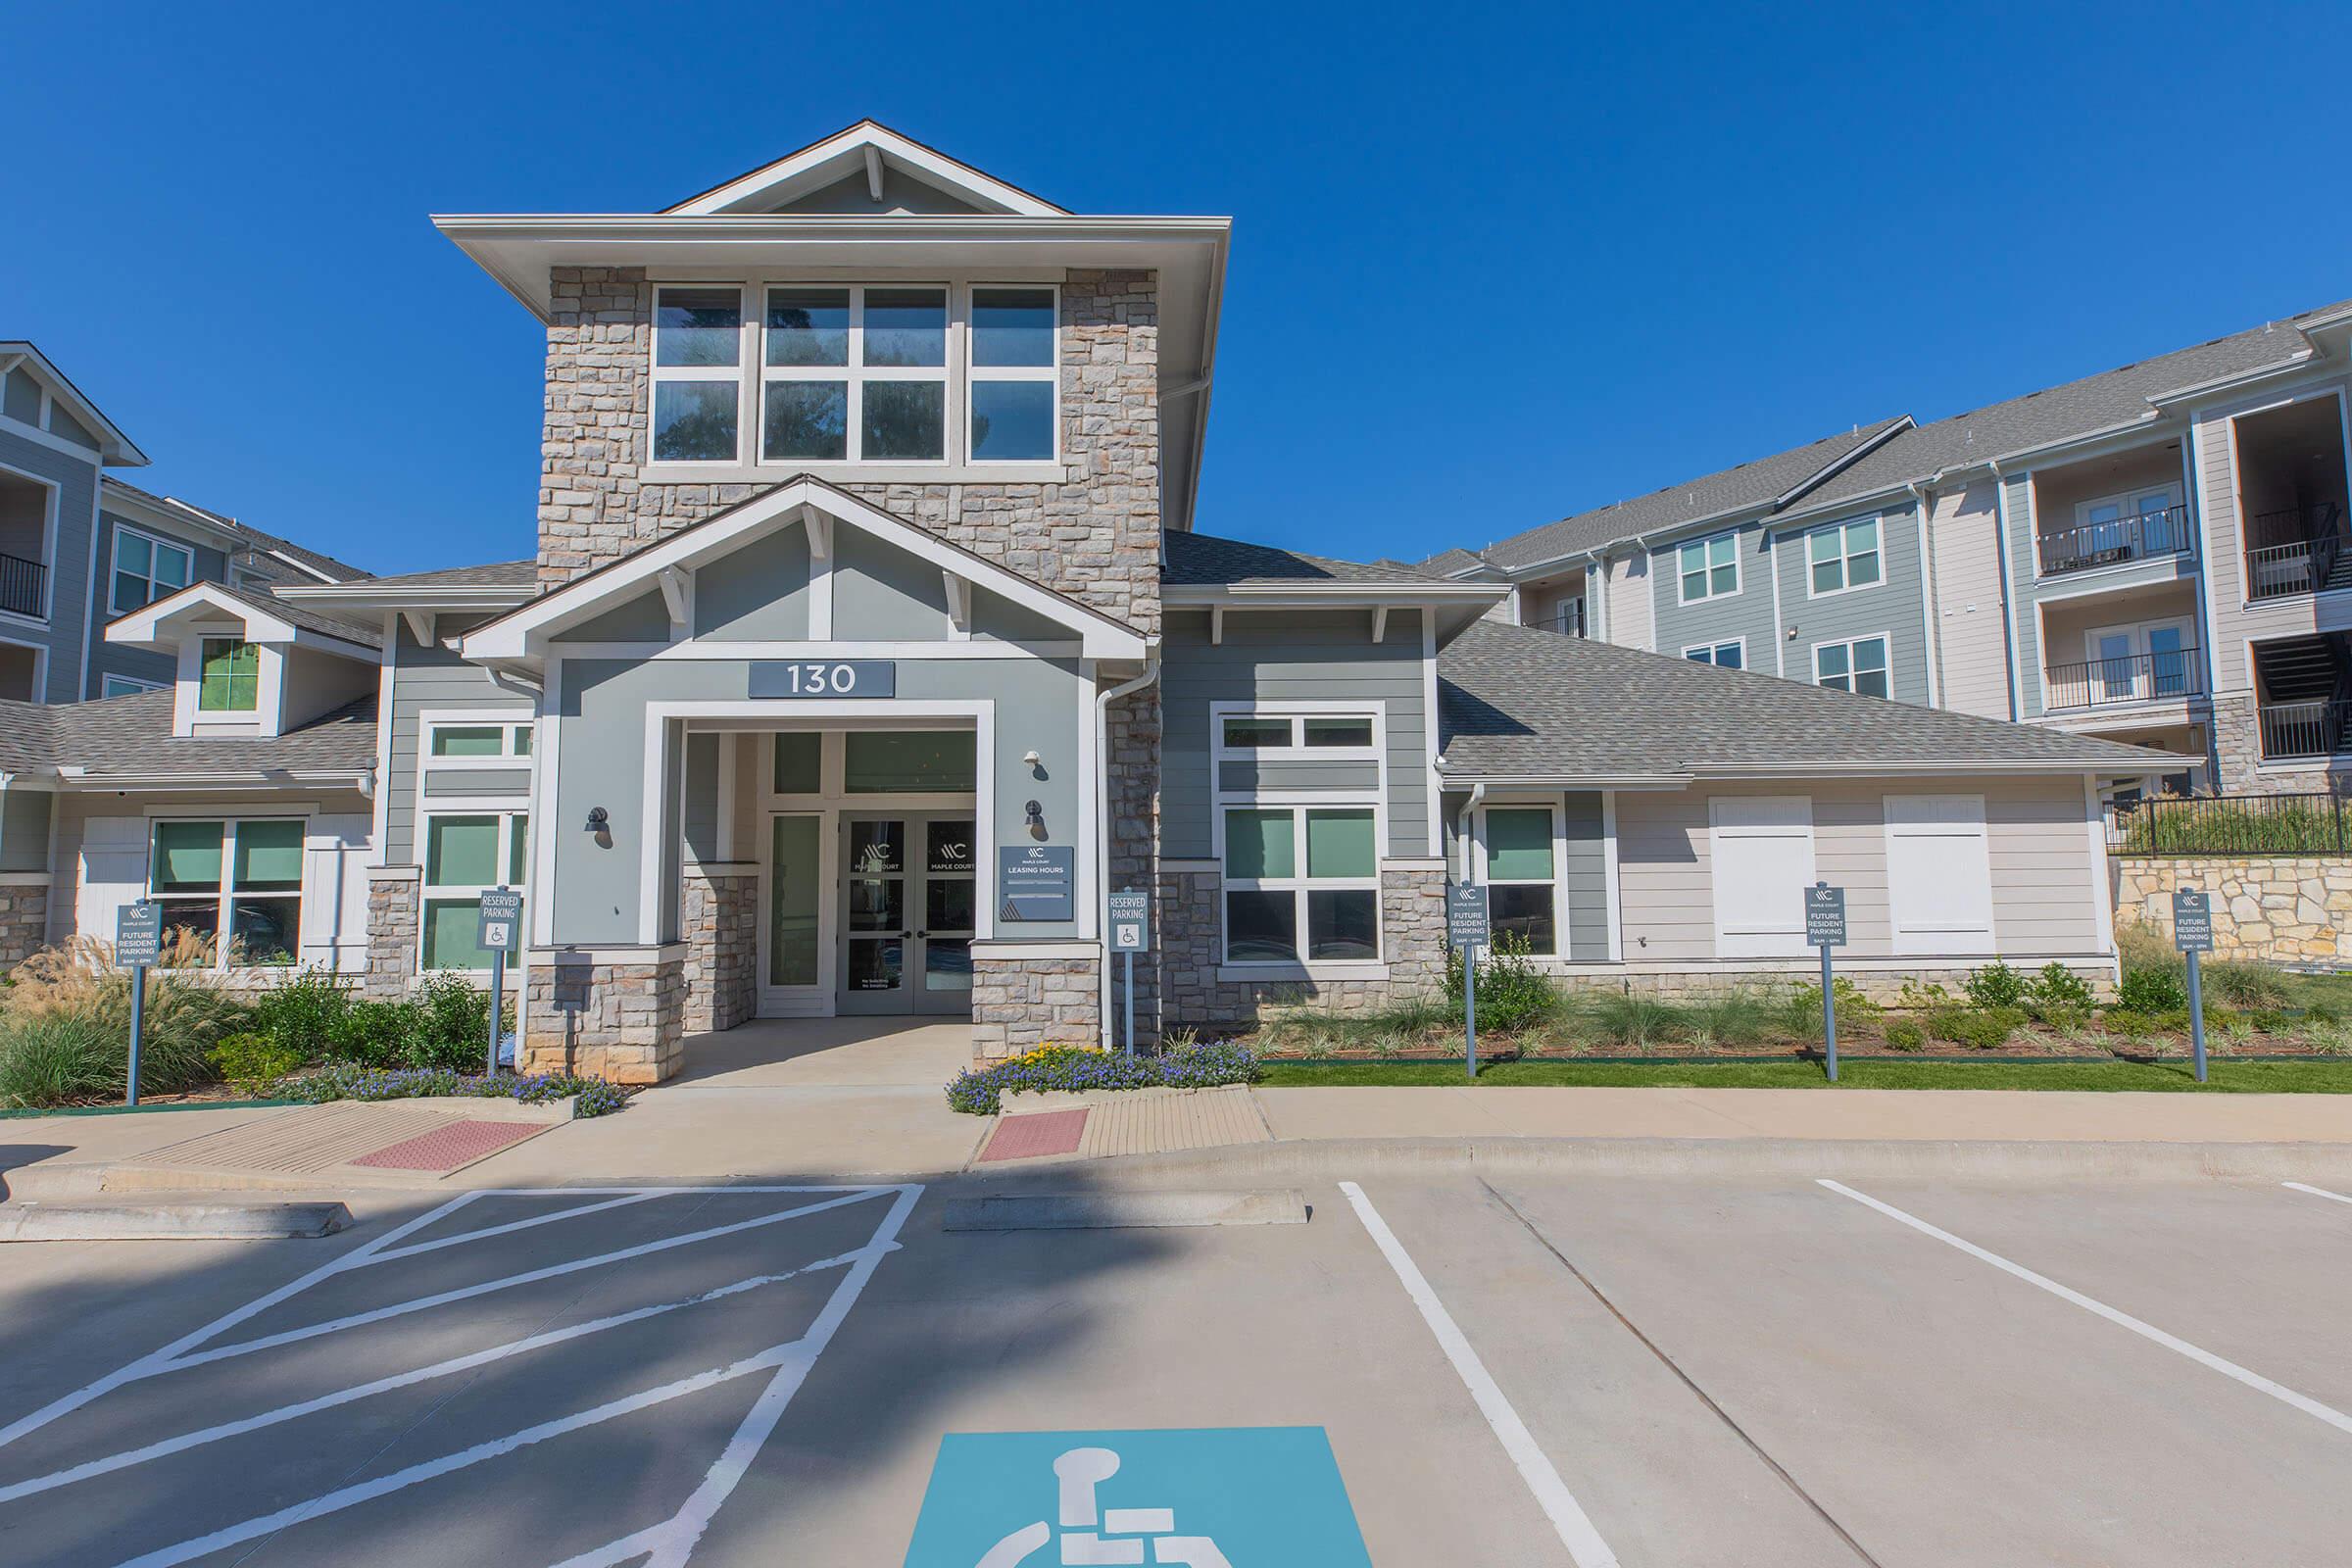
[838,814,975,1015]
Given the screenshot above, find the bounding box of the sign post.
[1107,891,1152,1058]
[2173,887,2213,1084]
[116,902,163,1106]
[1446,882,1490,1081]
[1805,882,1848,1082]
[478,887,524,1076]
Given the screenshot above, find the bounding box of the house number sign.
[749,660,898,699]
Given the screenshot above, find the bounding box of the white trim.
[1599,790,1623,962]
[1469,798,1567,958]
[1913,497,1940,708]
[143,812,313,972]
[1799,513,1886,600]
[416,709,536,770]
[98,673,165,699]
[0,626,51,707]
[530,662,563,948]
[1680,636,1745,670]
[1767,533,1786,677]
[1673,529,1740,605]
[1993,465,2027,720]
[1880,793,1995,956]
[0,455,62,631]
[665,122,1068,219]
[416,803,532,977]
[2085,774,2118,970]
[106,523,194,621]
[1708,795,1815,958]
[541,639,1078,662]
[1811,630,1893,699]
[1208,700,1384,762]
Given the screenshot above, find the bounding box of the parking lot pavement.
[4,1170,2351,1565]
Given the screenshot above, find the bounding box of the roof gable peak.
[664,120,1067,218]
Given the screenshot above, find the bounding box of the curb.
[0,1198,353,1242]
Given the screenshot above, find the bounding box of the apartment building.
[1438,302,2352,800]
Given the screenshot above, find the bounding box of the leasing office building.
[0,123,2170,1080]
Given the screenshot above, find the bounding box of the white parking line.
[1820,1180,2352,1439]
[2283,1181,2352,1207]
[1339,1180,1621,1568]
[366,1191,673,1263]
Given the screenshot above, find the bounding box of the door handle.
[913,930,928,938]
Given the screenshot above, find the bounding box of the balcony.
[2243,502,2347,601]
[2044,647,2204,712]
[2259,698,2352,761]
[2035,505,2192,577]
[2254,633,2352,760]
[0,550,45,619]
[1538,596,1587,638]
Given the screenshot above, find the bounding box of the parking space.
[3,1169,2350,1565]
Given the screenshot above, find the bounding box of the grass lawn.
[1255,1058,2352,1093]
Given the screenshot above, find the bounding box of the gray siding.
[386,612,533,863]
[1768,504,1933,706]
[556,590,670,643]
[1562,790,1609,960]
[0,785,52,873]
[86,509,229,697]
[834,525,952,638]
[696,525,810,639]
[1649,523,1776,672]
[0,424,98,704]
[1160,609,1431,860]
[682,731,720,861]
[1216,760,1382,793]
[423,767,533,796]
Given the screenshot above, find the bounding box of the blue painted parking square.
[904,1427,1372,1567]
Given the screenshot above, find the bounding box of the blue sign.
[998,846,1075,922]
[904,1428,1370,1568]
[749,659,897,699]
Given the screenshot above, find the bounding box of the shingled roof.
[1163,529,1457,587]
[0,690,379,782]
[348,559,540,590]
[1436,620,2173,780]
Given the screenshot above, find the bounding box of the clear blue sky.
[8,2,2350,575]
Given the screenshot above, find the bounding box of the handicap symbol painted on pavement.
[904,1428,1372,1567]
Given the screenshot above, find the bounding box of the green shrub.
[2247,1008,2293,1035]
[1963,961,2027,1009]
[325,1000,420,1067]
[1577,990,1685,1050]
[2120,803,2338,856]
[1445,934,1560,1034]
[406,972,499,1072]
[1883,1018,1928,1053]
[0,1012,116,1108]
[1784,978,1881,1040]
[1929,1005,2027,1050]
[252,967,350,1058]
[210,1031,306,1096]
[2308,1003,2341,1026]
[2205,960,2288,1009]
[2102,1007,2160,1040]
[2117,964,2188,1013]
[1677,988,1783,1047]
[2024,962,2097,1013]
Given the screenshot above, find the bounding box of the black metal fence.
[2243,501,2345,601]
[0,551,43,618]
[2111,786,2352,857]
[2044,646,2203,710]
[2035,505,2192,576]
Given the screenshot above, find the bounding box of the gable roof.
[105,578,382,654]
[1437,620,2174,781]
[1164,530,1463,588]
[0,688,378,784]
[0,342,149,466]
[101,477,370,583]
[664,120,1067,218]
[1456,416,1912,576]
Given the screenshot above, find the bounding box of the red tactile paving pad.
[351,1119,547,1171]
[977,1108,1089,1162]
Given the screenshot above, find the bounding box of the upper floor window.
[1678,532,1739,603]
[1815,634,1890,699]
[427,719,533,760]
[198,638,259,711]
[1685,639,1742,669]
[112,527,191,615]
[1216,711,1378,755]
[101,673,164,700]
[1806,516,1881,596]
[968,288,1056,462]
[652,288,744,463]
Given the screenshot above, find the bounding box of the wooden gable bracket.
[400,609,436,648]
[804,507,832,561]
[1371,606,1389,644]
[657,564,693,631]
[944,570,972,638]
[864,143,887,202]
[1210,605,1225,646]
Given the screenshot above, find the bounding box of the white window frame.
[1209,702,1384,761]
[1804,514,1883,599]
[100,673,165,699]
[418,805,532,976]
[420,711,536,766]
[1214,801,1386,968]
[1814,633,1892,699]
[196,636,261,712]
[757,282,954,467]
[965,282,1060,466]
[1472,799,1564,957]
[110,524,193,617]
[1677,531,1740,605]
[1682,638,1744,669]
[2073,483,2181,532]
[650,283,753,466]
[0,457,61,626]
[146,815,308,970]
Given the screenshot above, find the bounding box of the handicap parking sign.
[904,1428,1371,1567]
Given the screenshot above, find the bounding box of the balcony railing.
[2044,647,2204,711]
[1540,599,1588,638]
[2035,505,2192,576]
[2259,697,2352,760]
[2243,502,2345,601]
[0,551,45,619]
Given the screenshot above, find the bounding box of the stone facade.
[364,868,420,999]
[2115,854,2352,962]
[681,862,759,1033]
[1157,864,1450,1029]
[522,947,687,1083]
[1106,680,1162,1041]
[0,876,49,973]
[971,952,1101,1058]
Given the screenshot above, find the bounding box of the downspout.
[1096,659,1160,1049]
[1453,781,1486,884]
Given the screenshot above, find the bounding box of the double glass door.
[839,814,976,1014]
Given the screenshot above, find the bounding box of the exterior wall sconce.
[585,805,612,849]
[1024,799,1048,840]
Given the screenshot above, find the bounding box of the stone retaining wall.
[1158,864,1449,1029]
[2114,856,2352,962]
[972,951,1101,1058]
[522,947,687,1083]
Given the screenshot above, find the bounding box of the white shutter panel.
[1885,795,1994,955]
[303,814,375,974]
[1711,797,1815,956]
[76,816,151,950]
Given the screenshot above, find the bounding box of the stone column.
[1380,863,1449,997]
[970,943,1101,1061]
[365,867,420,998]
[2210,693,2267,794]
[681,861,760,1034]
[521,945,688,1083]
[0,874,50,974]
[1106,679,1162,1043]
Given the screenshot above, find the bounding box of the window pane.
[970,380,1054,461]
[1715,642,1742,670]
[514,726,532,757]
[156,546,188,589]
[113,571,146,614]
[1855,637,1887,672]
[227,897,298,965]
[422,900,488,971]
[430,725,505,757]
[1305,809,1376,879]
[1679,541,1705,597]
[119,532,151,575]
[1817,644,1849,682]
[654,381,738,463]
[768,814,821,986]
[848,819,905,875]
[1857,667,1890,699]
[762,380,848,461]
[862,288,946,368]
[1812,556,1841,594]
[509,815,529,886]
[764,287,850,367]
[1307,889,1380,959]
[425,815,500,888]
[1848,547,1881,588]
[972,287,1055,367]
[926,878,976,934]
[862,380,945,461]
[1711,560,1737,596]
[847,878,905,932]
[1224,808,1295,880]
[1221,717,1291,749]
[843,730,974,792]
[153,821,223,894]
[233,820,304,891]
[1489,884,1557,955]
[1485,808,1553,881]
[157,900,220,958]
[1224,889,1298,961]
[655,288,741,368]
[773,731,822,793]
[200,640,257,711]
[1302,717,1373,748]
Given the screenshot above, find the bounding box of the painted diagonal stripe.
[365,1191,674,1265]
[1820,1180,2352,1438]
[2284,1181,2352,1207]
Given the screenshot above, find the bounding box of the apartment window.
[1684,640,1742,669]
[968,287,1056,462]
[420,811,530,971]
[1807,516,1882,596]
[1216,711,1379,754]
[150,818,303,966]
[1482,806,1557,956]
[1222,806,1381,963]
[760,285,949,463]
[111,528,191,614]
[1678,533,1739,603]
[100,674,163,699]
[426,719,533,759]
[652,287,744,463]
[198,639,259,711]
[1816,635,1890,699]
